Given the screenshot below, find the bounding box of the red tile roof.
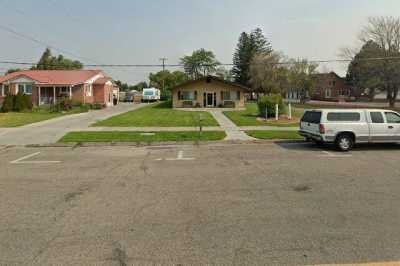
[0,70,104,85]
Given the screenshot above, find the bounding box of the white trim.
[9,76,37,84]
[86,84,93,97]
[85,73,104,84]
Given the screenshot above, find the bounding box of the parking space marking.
[155,150,195,161]
[318,150,353,158]
[10,152,61,164]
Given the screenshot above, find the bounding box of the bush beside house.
[1,93,33,113]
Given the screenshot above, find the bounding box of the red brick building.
[284,71,354,103]
[0,70,119,107]
[311,72,352,102]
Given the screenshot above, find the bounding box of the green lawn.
[246,130,303,140]
[0,108,89,128]
[223,103,303,127]
[59,131,227,143]
[93,101,219,127]
[0,112,64,127]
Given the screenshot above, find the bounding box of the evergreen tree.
[232,28,273,87]
[232,32,252,86]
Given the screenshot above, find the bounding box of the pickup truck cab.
[299,109,400,151]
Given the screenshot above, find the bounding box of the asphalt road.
[1,142,400,265]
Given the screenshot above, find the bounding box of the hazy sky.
[0,0,399,84]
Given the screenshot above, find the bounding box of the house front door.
[206,93,214,107]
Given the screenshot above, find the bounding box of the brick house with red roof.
[0,70,119,107]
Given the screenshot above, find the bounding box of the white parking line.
[10,152,61,164]
[155,150,195,161]
[318,150,352,158]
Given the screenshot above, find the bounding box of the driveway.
[0,103,146,146]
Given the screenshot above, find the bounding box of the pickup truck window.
[385,112,400,123]
[370,112,384,123]
[301,111,322,124]
[327,112,360,122]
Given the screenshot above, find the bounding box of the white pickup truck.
[299,109,400,151]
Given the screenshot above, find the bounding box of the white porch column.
[53,86,56,104]
[38,87,41,105]
[69,86,72,99]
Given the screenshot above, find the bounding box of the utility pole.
[159,58,167,71]
[159,58,167,98]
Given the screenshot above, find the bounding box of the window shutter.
[221,91,224,101]
[178,91,181,100]
[237,91,240,100]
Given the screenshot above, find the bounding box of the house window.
[1,84,10,96]
[182,91,194,100]
[223,91,238,101]
[25,84,32,94]
[18,84,25,94]
[3,85,9,95]
[16,84,33,95]
[86,84,93,97]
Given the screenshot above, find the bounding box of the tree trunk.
[388,87,398,108]
[389,97,396,108]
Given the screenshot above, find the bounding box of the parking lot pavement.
[1,143,400,265]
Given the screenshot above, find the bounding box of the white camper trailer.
[142,88,161,102]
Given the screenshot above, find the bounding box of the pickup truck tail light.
[319,124,326,134]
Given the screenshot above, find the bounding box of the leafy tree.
[345,16,400,107]
[114,80,130,92]
[249,52,287,96]
[131,81,148,91]
[287,59,318,103]
[6,68,21,75]
[32,48,83,70]
[149,70,189,98]
[232,28,273,87]
[180,49,219,79]
[346,41,384,101]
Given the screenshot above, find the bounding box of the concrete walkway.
[0,103,146,145]
[208,110,256,140]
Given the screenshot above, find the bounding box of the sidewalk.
[208,110,256,141]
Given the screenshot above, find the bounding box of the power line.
[1,56,400,69]
[0,24,101,65]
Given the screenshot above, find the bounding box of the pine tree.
[232,29,273,87]
[232,32,251,86]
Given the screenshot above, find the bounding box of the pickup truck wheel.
[336,134,353,152]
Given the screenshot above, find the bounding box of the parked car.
[142,88,160,102]
[299,109,400,151]
[125,95,134,103]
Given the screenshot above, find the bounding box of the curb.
[20,139,306,148]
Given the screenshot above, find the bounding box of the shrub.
[1,94,14,113]
[13,92,33,112]
[257,94,285,118]
[91,103,105,110]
